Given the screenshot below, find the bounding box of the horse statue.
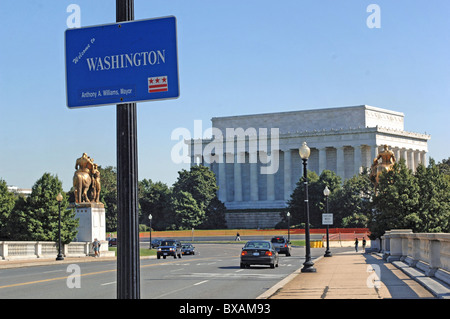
[370,145,396,193]
[73,153,100,204]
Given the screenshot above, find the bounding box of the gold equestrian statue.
[370,145,396,193]
[73,153,101,204]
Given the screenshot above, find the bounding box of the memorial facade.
[189,105,430,228]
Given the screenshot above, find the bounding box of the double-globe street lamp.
[299,142,316,273]
[56,193,64,261]
[323,186,332,257]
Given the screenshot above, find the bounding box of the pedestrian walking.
[362,237,367,253]
[354,237,359,252]
[235,232,241,241]
[92,238,100,257]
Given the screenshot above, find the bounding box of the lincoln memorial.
[189,105,430,228]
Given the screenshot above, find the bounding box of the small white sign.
[322,213,333,225]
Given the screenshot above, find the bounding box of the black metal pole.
[149,217,152,250]
[301,159,316,272]
[116,0,140,299]
[56,201,64,260]
[324,196,332,257]
[287,214,290,243]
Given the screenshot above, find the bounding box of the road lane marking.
[193,280,209,286]
[0,256,234,290]
[101,281,116,286]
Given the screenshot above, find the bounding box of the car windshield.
[244,242,270,249]
[161,241,176,246]
[271,238,284,243]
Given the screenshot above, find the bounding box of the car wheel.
[286,251,291,257]
[240,263,245,269]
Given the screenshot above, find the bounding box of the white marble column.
[421,151,427,167]
[402,148,408,167]
[409,150,415,171]
[354,145,362,176]
[336,146,345,179]
[234,153,243,202]
[267,152,275,201]
[319,148,326,173]
[284,149,292,201]
[394,148,401,164]
[370,145,378,162]
[414,151,420,171]
[249,151,258,201]
[218,153,227,202]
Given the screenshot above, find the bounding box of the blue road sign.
[65,16,179,108]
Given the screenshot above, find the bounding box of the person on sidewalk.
[235,232,241,241]
[362,237,367,253]
[92,238,100,257]
[354,237,359,252]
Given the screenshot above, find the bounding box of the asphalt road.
[0,244,350,299]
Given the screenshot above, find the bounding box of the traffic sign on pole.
[322,213,333,225]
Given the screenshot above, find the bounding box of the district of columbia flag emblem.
[148,76,168,93]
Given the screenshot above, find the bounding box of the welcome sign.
[65,16,179,108]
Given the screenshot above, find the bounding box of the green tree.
[170,190,204,229]
[370,160,420,238]
[172,165,219,212]
[138,179,173,231]
[0,179,16,239]
[330,169,373,228]
[287,170,319,227]
[415,161,450,233]
[98,166,117,232]
[14,173,78,243]
[170,165,225,229]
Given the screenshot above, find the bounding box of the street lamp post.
[287,211,291,243]
[323,186,332,257]
[148,214,152,249]
[56,193,64,261]
[299,142,316,273]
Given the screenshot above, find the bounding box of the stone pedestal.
[75,203,106,242]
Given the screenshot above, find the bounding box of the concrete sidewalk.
[260,251,450,299]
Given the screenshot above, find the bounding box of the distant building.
[7,186,32,197]
[190,105,430,228]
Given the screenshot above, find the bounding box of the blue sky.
[0,0,449,191]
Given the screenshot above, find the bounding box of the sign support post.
[116,0,140,299]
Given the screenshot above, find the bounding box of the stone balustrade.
[0,240,111,260]
[381,229,450,286]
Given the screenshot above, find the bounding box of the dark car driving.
[157,239,182,259]
[271,236,291,256]
[181,243,195,255]
[240,240,279,269]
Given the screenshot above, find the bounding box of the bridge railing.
[381,229,450,286]
[0,241,109,260]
